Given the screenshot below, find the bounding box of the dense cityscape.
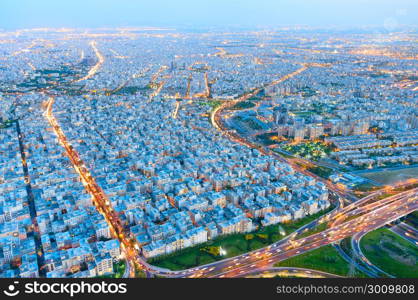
[0,25,417,279]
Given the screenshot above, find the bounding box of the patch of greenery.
[393,183,418,193]
[360,228,418,278]
[296,222,328,239]
[308,165,334,179]
[404,211,418,229]
[113,260,126,278]
[135,264,147,278]
[353,182,380,193]
[201,246,222,257]
[291,111,314,117]
[275,245,367,277]
[0,120,15,129]
[247,96,262,101]
[199,100,222,110]
[282,141,332,161]
[298,86,318,98]
[340,237,354,257]
[230,101,255,110]
[273,149,295,159]
[96,260,126,278]
[113,85,151,95]
[256,132,279,146]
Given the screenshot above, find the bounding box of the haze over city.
[0,0,417,29]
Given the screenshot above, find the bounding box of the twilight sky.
[0,0,417,30]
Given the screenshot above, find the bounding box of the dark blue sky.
[0,0,417,29]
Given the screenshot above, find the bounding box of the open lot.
[360,167,418,185]
[360,228,418,278]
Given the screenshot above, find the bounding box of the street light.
[219,247,227,256]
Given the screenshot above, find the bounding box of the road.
[172,100,180,119]
[210,195,417,278]
[15,120,46,277]
[329,187,418,227]
[74,41,104,83]
[44,97,149,277]
[141,187,417,278]
[122,259,130,278]
[123,259,136,278]
[351,231,394,278]
[243,267,342,278]
[333,242,378,277]
[390,222,418,246]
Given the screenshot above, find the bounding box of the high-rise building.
[309,125,324,139]
[292,126,306,142]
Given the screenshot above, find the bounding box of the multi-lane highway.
[138,187,417,278]
[351,231,394,278]
[340,220,418,278]
[243,267,342,278]
[330,187,418,227]
[390,222,418,246]
[207,195,417,278]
